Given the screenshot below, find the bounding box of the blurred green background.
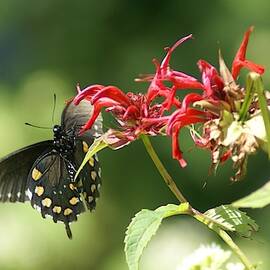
[0,0,269,269]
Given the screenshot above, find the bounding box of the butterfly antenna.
[52,93,56,125]
[25,123,52,129]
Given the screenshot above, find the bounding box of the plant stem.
[141,135,187,203]
[194,209,254,270]
[217,229,255,270]
[141,134,254,269]
[252,72,270,158]
[239,73,255,122]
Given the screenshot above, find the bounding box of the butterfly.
[0,98,103,239]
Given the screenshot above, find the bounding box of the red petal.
[232,27,264,79]
[167,102,206,134]
[79,99,119,134]
[161,35,193,70]
[92,86,131,107]
[172,123,187,167]
[123,105,139,119]
[180,93,203,112]
[220,149,232,163]
[169,75,205,91]
[240,60,265,74]
[197,60,224,97]
[170,113,207,167]
[74,84,104,105]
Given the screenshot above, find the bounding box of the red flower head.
[74,28,266,180]
[73,34,206,152]
[73,84,170,149]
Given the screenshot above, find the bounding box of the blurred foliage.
[0,0,269,269]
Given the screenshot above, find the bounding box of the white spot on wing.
[91,184,96,193]
[26,189,32,200]
[98,168,102,178]
[33,204,41,212]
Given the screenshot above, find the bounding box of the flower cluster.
[74,27,267,180]
[177,243,244,270]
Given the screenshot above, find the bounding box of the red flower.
[74,84,170,148]
[74,27,266,177]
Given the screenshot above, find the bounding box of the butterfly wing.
[74,138,102,210]
[62,99,103,211]
[0,141,53,203]
[27,151,85,238]
[61,99,103,138]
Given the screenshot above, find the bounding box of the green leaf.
[124,203,189,270]
[232,181,270,208]
[204,205,258,237]
[75,137,108,179]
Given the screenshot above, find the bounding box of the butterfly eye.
[53,125,61,134]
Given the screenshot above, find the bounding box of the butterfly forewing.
[0,141,52,203]
[61,99,103,138]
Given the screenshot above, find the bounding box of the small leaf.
[124,203,189,270]
[204,205,258,237]
[75,137,108,179]
[233,181,270,208]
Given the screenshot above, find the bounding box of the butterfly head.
[53,125,62,139]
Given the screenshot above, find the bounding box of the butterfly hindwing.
[27,151,85,228]
[74,138,102,210]
[0,141,53,203]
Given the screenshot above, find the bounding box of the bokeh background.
[0,1,269,269]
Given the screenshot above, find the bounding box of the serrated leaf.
[124,203,189,270]
[204,205,258,237]
[75,137,108,180]
[233,181,270,208]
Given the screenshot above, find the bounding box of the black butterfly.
[0,99,103,239]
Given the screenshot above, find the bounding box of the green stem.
[252,72,270,158]
[194,209,255,270]
[239,73,255,122]
[141,135,187,203]
[217,229,255,270]
[141,134,254,269]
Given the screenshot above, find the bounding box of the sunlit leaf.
[204,205,258,237]
[233,181,270,208]
[124,203,189,270]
